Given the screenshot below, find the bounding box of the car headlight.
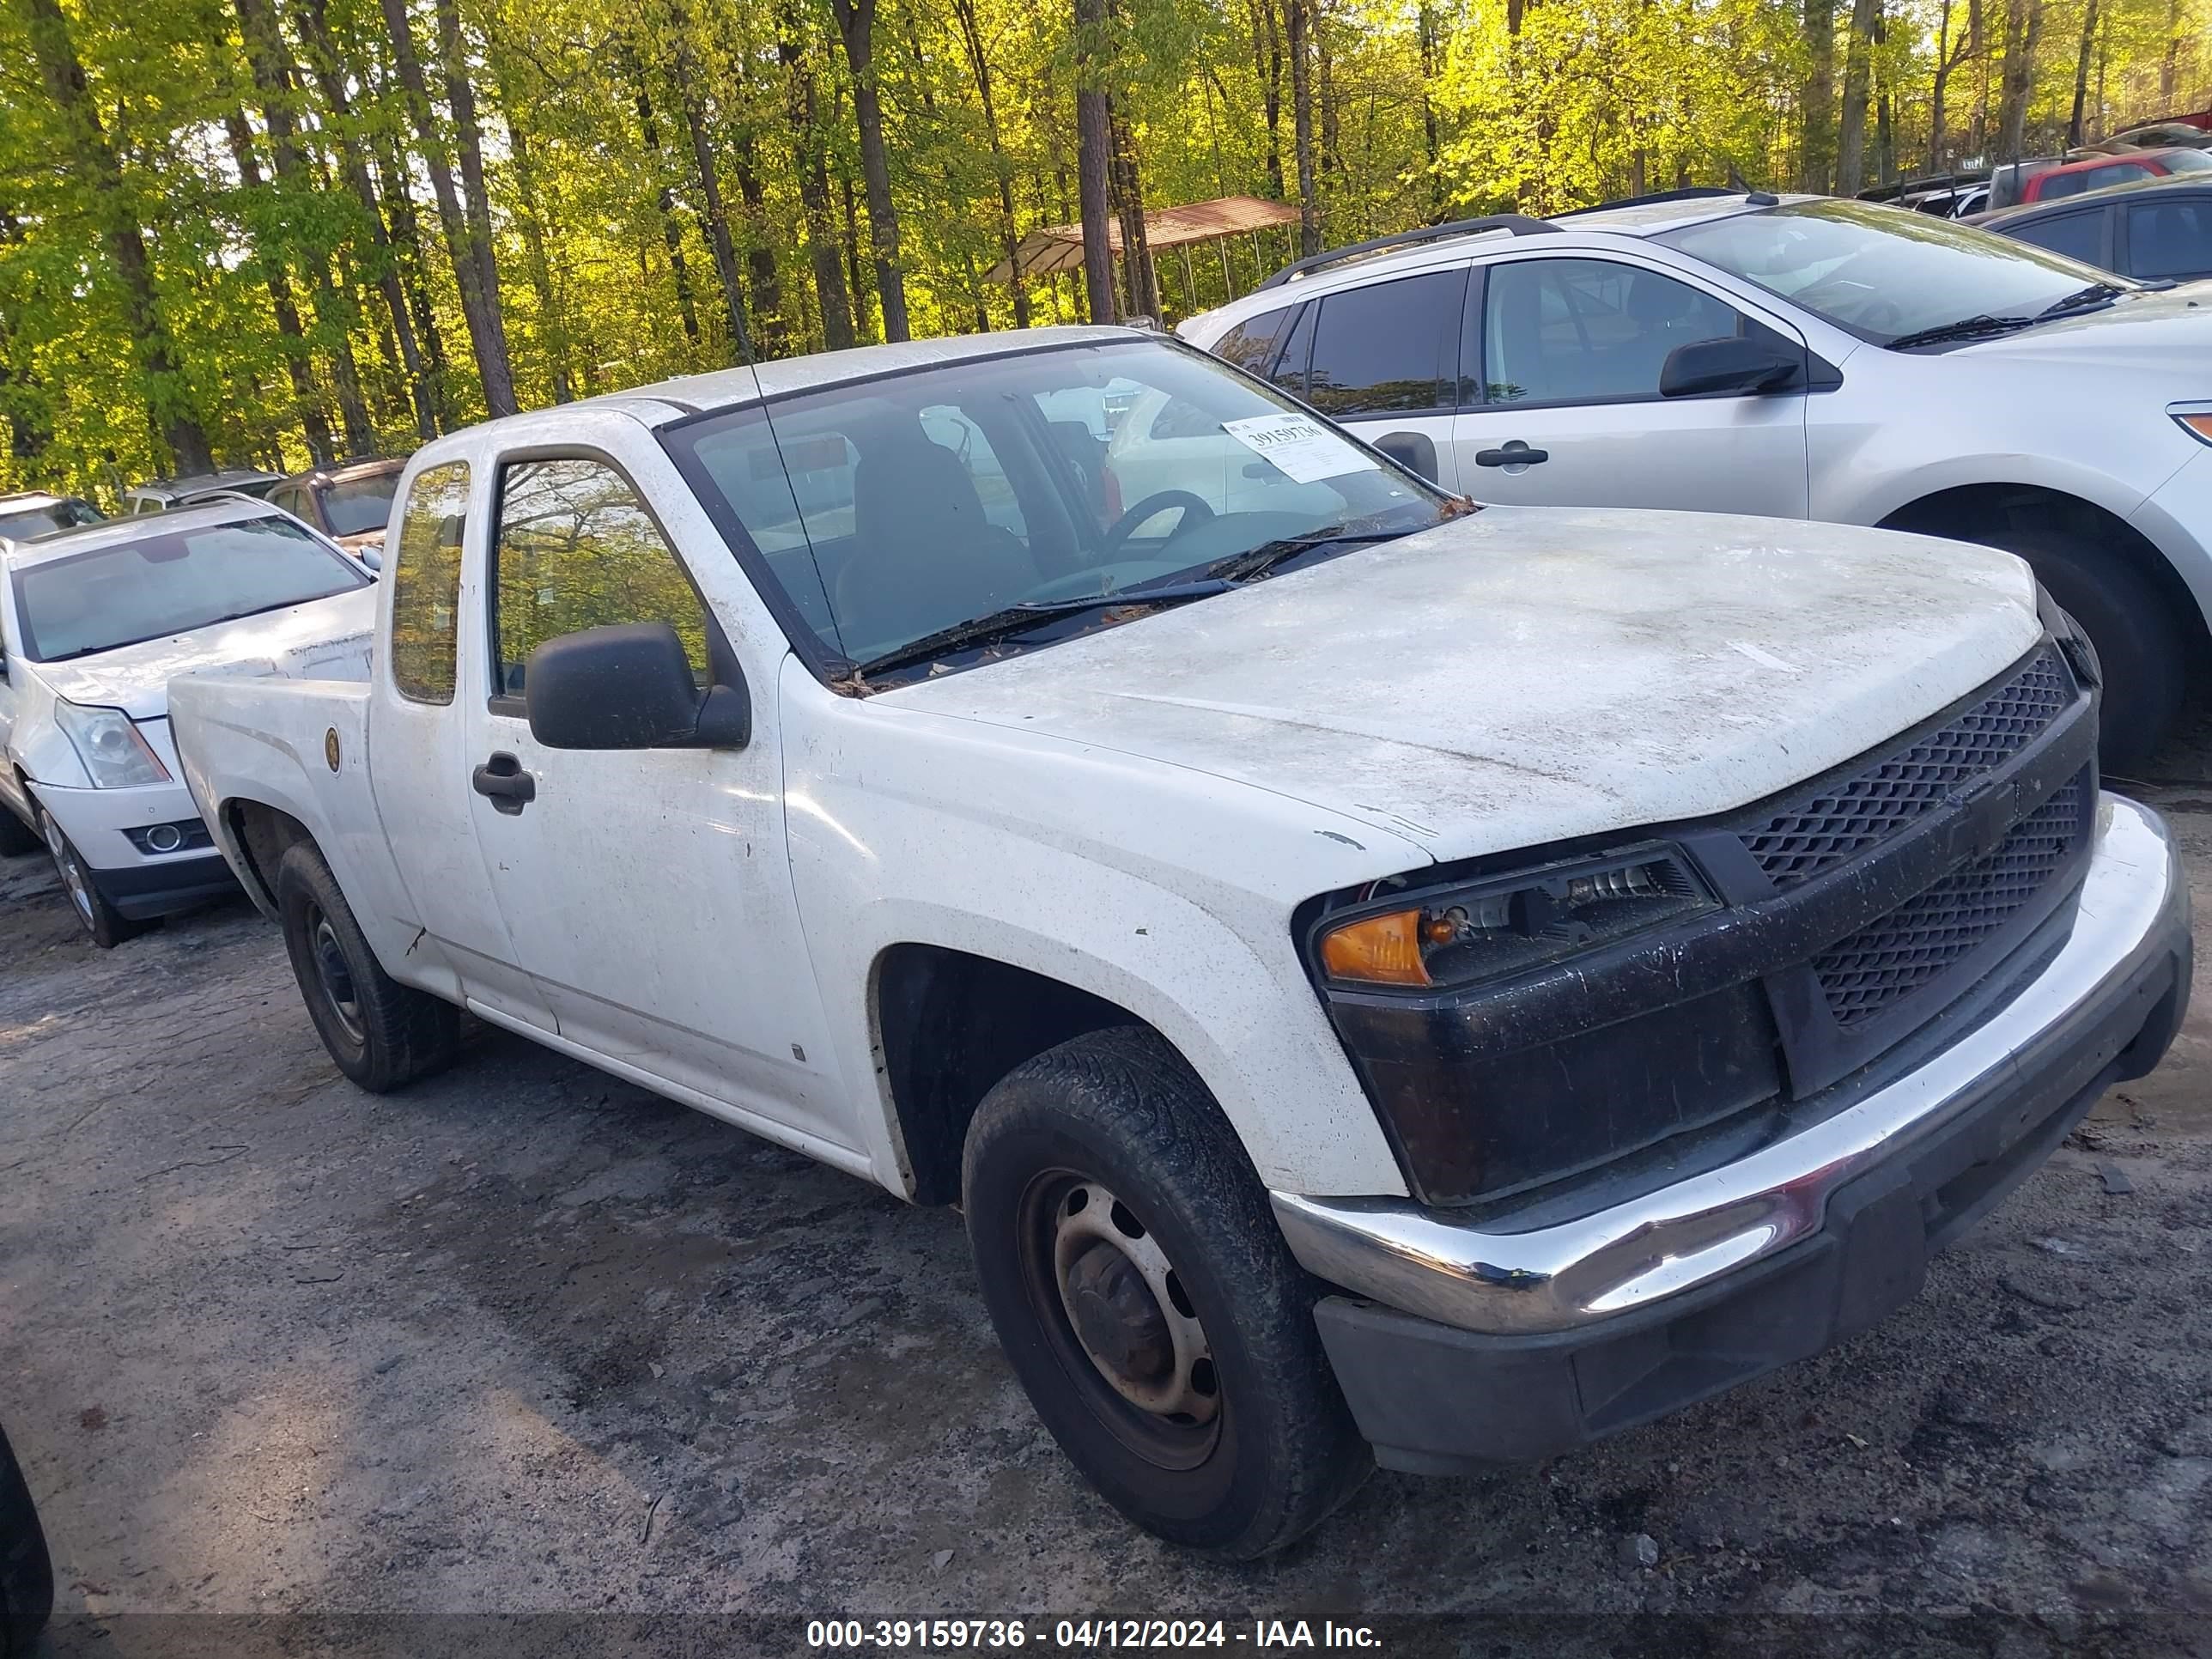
[52,700,171,788]
[1315,844,1717,990]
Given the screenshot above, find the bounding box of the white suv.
[1179,189,2212,769]
[0,501,374,945]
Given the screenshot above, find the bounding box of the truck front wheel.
[276,842,459,1092]
[962,1026,1369,1557]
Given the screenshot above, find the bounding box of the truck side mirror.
[1659,336,1803,398]
[524,623,750,750]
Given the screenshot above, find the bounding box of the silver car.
[1179,190,2212,768]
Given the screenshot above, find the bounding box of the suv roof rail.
[1256,214,1557,290]
[1549,185,1742,217]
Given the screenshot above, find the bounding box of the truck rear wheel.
[276,841,459,1092]
[962,1026,1370,1558]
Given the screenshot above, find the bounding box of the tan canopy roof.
[987,194,1303,282]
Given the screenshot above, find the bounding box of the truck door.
[459,446,852,1154]
[366,457,553,1030]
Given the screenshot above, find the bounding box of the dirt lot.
[6,734,2212,1658]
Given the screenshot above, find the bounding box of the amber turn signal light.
[2177,411,2212,446]
[1318,908,1433,987]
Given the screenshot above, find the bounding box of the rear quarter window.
[387,461,471,705]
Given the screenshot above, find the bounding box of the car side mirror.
[1371,431,1440,483]
[1659,336,1803,398]
[359,545,383,573]
[524,622,750,750]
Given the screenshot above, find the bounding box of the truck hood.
[887,506,2043,866]
[33,584,376,721]
[1953,280,2212,371]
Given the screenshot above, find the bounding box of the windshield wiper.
[1889,282,2130,350]
[1201,526,1417,585]
[846,581,1233,679]
[2036,281,2124,319]
[1885,313,2037,349]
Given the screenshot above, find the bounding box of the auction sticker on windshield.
[1219,413,1370,485]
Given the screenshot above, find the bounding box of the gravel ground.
[5,728,2212,1658]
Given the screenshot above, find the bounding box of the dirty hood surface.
[33,585,376,721]
[887,505,2043,866]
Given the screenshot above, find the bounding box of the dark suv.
[1984,173,2212,284]
[267,457,407,564]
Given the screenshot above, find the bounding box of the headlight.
[52,700,171,788]
[1315,844,1717,990]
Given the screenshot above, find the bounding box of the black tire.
[962,1026,1370,1558]
[0,1423,53,1659]
[34,803,147,949]
[275,840,459,1091]
[1966,521,2187,775]
[0,795,38,857]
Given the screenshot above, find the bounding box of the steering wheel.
[1102,490,1216,556]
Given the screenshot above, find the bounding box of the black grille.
[1744,649,2073,887]
[1810,775,2085,1028]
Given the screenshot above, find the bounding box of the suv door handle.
[471,752,536,816]
[1474,440,1549,468]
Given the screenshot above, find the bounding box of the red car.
[2019,145,2212,203]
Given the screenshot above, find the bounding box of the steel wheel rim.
[41,814,94,927]
[308,908,366,1043]
[1018,1170,1221,1471]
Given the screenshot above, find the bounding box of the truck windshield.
[1657,198,2131,344]
[12,515,368,663]
[661,337,1453,675]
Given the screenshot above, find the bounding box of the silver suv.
[1179,189,2212,769]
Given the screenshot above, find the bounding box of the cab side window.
[2009,209,2107,266]
[387,461,471,704]
[1482,258,1753,406]
[489,457,711,699]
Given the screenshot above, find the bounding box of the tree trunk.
[778,12,854,352]
[1835,0,1880,193]
[670,44,750,360]
[1800,0,1836,193]
[222,111,336,462]
[291,0,437,439]
[951,0,1027,326]
[2160,0,2179,105]
[839,173,872,340]
[502,103,575,402]
[732,136,787,355]
[1287,0,1319,254]
[234,0,373,456]
[2069,0,2100,145]
[625,58,704,347]
[1416,3,1442,219]
[20,0,211,475]
[1929,0,1953,172]
[1251,0,1284,200]
[830,0,908,342]
[1995,0,2045,164]
[1109,103,1159,319]
[1316,0,1338,179]
[1073,0,1117,325]
[432,0,516,415]
[380,0,514,417]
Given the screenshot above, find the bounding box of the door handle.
[471,752,536,816]
[1474,440,1549,467]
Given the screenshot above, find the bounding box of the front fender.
[781,684,1425,1200]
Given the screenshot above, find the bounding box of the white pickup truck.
[169,326,2191,1557]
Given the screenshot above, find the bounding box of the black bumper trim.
[87,852,240,920]
[1313,913,2190,1474]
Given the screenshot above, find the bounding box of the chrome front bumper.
[1273,792,2190,1339]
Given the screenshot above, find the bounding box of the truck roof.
[576,325,1146,423]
